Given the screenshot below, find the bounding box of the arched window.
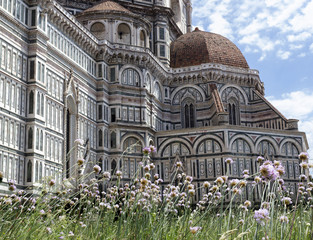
[228,99,240,125]
[123,137,142,153]
[121,69,140,87]
[182,98,195,128]
[28,128,33,149]
[111,132,116,148]
[39,162,42,182]
[41,94,44,116]
[27,160,32,182]
[37,92,40,115]
[139,30,146,47]
[281,142,299,157]
[257,140,276,158]
[117,23,131,44]
[35,161,39,182]
[36,129,39,150]
[98,129,103,147]
[154,82,162,101]
[29,90,34,114]
[90,22,105,40]
[111,159,117,175]
[145,75,151,92]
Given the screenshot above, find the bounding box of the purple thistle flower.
[93,165,101,174]
[299,152,309,161]
[143,146,151,155]
[260,163,278,181]
[149,145,157,153]
[254,208,270,225]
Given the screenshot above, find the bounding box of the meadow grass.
[0,146,312,240]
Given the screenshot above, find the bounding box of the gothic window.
[27,160,32,182]
[28,128,33,149]
[98,158,103,173]
[40,130,43,151]
[227,98,240,125]
[111,108,116,122]
[197,139,222,154]
[111,159,117,175]
[257,140,275,158]
[154,82,162,101]
[145,75,151,92]
[111,132,116,148]
[161,142,191,157]
[39,162,42,181]
[37,92,40,114]
[29,90,34,114]
[281,142,299,157]
[90,22,105,40]
[117,23,131,45]
[140,30,146,47]
[123,137,142,153]
[121,69,140,87]
[98,105,103,120]
[98,129,103,147]
[35,161,38,182]
[41,94,44,116]
[182,98,195,128]
[231,138,251,153]
[36,129,39,150]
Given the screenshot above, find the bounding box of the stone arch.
[255,136,279,156]
[171,84,205,105]
[139,28,147,47]
[195,138,223,154]
[90,22,106,40]
[158,138,193,157]
[279,138,302,156]
[229,134,254,153]
[144,72,152,93]
[229,137,253,154]
[193,135,225,153]
[219,84,248,105]
[119,64,143,85]
[153,81,162,102]
[121,133,145,150]
[117,23,131,45]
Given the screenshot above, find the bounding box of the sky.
[191,0,313,160]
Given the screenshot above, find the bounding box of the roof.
[170,28,249,69]
[83,0,131,14]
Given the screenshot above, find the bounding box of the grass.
[0,148,312,240]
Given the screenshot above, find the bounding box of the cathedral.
[0,0,309,200]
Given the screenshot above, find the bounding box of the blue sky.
[192,0,313,159]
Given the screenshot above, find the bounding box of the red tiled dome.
[170,28,249,69]
[83,0,131,13]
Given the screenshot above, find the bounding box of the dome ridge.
[83,0,131,13]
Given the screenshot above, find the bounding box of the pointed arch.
[28,128,33,149]
[29,90,34,114]
[27,160,32,182]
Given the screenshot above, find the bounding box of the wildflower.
[49,179,55,186]
[8,185,16,191]
[261,202,270,209]
[176,161,183,168]
[210,185,219,193]
[203,181,210,188]
[141,178,148,186]
[154,174,159,180]
[102,171,111,180]
[149,163,155,170]
[232,188,241,195]
[254,208,270,225]
[225,158,233,164]
[300,162,309,169]
[74,139,84,145]
[299,152,309,161]
[189,189,195,196]
[239,219,244,225]
[254,176,262,183]
[149,145,157,153]
[257,156,264,163]
[244,200,252,208]
[190,226,201,234]
[280,216,289,223]
[278,179,284,185]
[143,146,151,155]
[260,163,278,181]
[299,174,307,181]
[239,180,247,188]
[77,158,84,166]
[215,177,224,186]
[68,231,74,237]
[116,170,122,178]
[185,176,193,183]
[39,209,45,215]
[243,169,249,175]
[93,165,101,174]
[276,165,285,176]
[47,227,52,234]
[221,175,228,182]
[229,179,239,187]
[281,197,292,206]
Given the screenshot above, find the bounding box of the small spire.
[194,27,201,32]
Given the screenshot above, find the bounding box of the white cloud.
[310,43,313,52]
[287,32,311,42]
[277,50,291,59]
